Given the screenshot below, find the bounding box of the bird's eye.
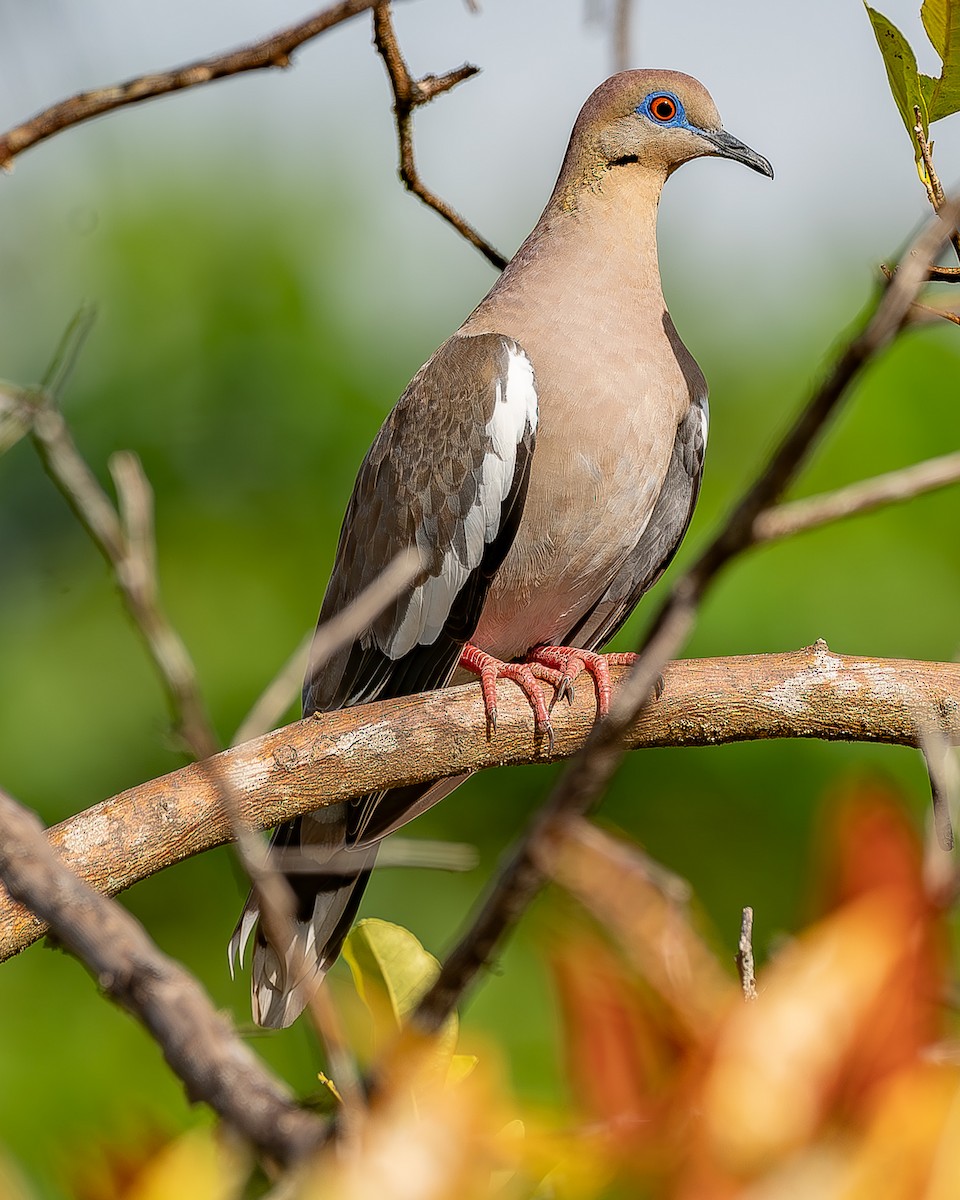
[649,95,678,123]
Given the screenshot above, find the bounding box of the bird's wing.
[304,332,538,842]
[564,397,707,651]
[304,331,538,714]
[230,333,538,1025]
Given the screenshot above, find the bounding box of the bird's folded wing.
[303,329,539,717]
[565,397,707,651]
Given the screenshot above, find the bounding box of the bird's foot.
[459,643,567,750]
[525,646,639,717]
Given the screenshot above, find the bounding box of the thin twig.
[372,3,506,270]
[21,389,217,759]
[232,633,313,746]
[922,729,960,907]
[913,105,960,264]
[276,837,478,872]
[914,107,941,210]
[752,450,960,543]
[227,549,420,1107]
[0,787,326,1164]
[736,906,758,1001]
[0,0,389,170]
[921,728,958,854]
[215,770,367,1122]
[233,548,421,745]
[0,385,30,455]
[4,647,959,964]
[409,198,960,1035]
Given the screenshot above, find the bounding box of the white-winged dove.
[230,69,772,1027]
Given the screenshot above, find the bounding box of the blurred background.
[1,1,959,1195]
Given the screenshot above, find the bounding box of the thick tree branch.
[0,0,390,170]
[0,789,326,1164]
[2,647,958,964]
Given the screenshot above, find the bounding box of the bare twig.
[224,788,366,1120]
[233,633,313,747]
[0,0,389,170]
[0,384,30,455]
[276,837,478,873]
[231,548,419,745]
[921,729,959,854]
[21,386,218,759]
[372,3,506,269]
[410,199,960,1035]
[227,552,421,1104]
[4,646,955,965]
[0,788,326,1164]
[914,108,942,210]
[752,450,960,543]
[736,906,758,1001]
[913,106,960,263]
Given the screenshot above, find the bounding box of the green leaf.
[343,918,459,1061]
[921,0,960,118]
[922,0,949,59]
[865,5,929,151]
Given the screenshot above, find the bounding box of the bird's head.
[568,69,773,185]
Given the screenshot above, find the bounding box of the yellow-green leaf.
[343,918,459,1063]
[921,0,960,118]
[448,1053,479,1085]
[922,0,950,59]
[865,5,930,151]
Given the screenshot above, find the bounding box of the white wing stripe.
[388,342,538,658]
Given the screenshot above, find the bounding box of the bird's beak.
[700,129,774,178]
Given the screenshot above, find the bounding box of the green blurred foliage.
[1,160,959,1199]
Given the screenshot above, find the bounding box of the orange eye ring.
[650,95,678,123]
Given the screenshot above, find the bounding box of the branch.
[0,0,388,170]
[410,198,960,1034]
[19,387,218,759]
[372,3,506,269]
[752,450,960,543]
[0,788,326,1164]
[913,105,960,264]
[736,906,759,1001]
[2,647,959,964]
[231,548,419,745]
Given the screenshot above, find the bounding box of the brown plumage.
[230,69,772,1027]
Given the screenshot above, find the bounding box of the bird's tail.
[228,807,378,1029]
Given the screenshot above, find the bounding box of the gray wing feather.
[230,333,539,1027]
[304,332,538,714]
[565,398,707,651]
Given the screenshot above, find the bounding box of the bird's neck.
[469,164,670,333]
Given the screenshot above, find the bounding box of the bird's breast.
[472,332,697,660]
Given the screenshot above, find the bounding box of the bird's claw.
[460,644,560,751]
[526,646,638,717]
[459,643,648,750]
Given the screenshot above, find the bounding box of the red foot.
[459,643,568,749]
[527,646,637,717]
